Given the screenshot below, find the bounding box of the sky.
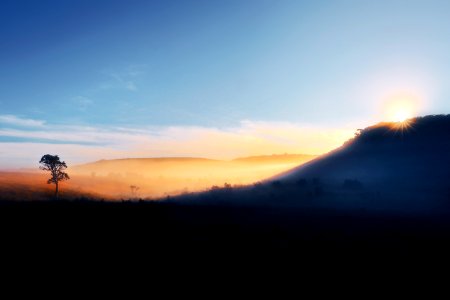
[1,0,450,168]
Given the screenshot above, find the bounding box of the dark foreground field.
[3,200,450,267]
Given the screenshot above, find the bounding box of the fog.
[0,155,316,200]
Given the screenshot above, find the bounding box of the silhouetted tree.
[224,183,232,189]
[210,185,221,192]
[355,129,363,137]
[39,154,70,199]
[130,185,140,198]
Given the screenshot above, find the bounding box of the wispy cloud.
[0,119,355,168]
[72,96,94,111]
[109,73,137,91]
[99,65,146,92]
[0,115,45,127]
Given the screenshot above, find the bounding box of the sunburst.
[389,118,414,135]
[385,97,416,123]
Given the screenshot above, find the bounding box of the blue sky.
[1,0,450,167]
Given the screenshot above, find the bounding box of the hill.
[0,154,316,200]
[279,114,450,184]
[72,154,316,175]
[177,115,450,213]
[232,154,316,164]
[69,154,315,198]
[276,115,450,206]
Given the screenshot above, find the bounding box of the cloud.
[99,65,146,92]
[0,119,355,168]
[125,81,137,91]
[0,115,45,127]
[72,96,94,111]
[0,142,125,169]
[109,73,137,91]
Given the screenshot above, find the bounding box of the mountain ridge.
[176,115,450,213]
[277,114,450,183]
[73,153,318,169]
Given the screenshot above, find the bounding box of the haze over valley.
[0,154,316,200]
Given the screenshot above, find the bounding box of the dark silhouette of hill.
[175,115,450,213]
[274,115,450,209]
[279,114,450,185]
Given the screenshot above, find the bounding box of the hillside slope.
[177,115,450,213]
[277,115,450,193]
[69,154,315,198]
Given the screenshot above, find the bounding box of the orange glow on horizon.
[0,155,318,200]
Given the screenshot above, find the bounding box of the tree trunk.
[55,182,59,200]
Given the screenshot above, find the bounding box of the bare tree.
[130,185,140,199]
[39,154,70,199]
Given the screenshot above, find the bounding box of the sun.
[383,95,418,123]
[392,108,412,123]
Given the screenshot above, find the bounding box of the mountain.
[72,154,316,174]
[178,115,450,213]
[232,154,316,164]
[64,154,317,198]
[70,155,316,182]
[277,115,450,194]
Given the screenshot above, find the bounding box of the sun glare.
[383,94,418,123]
[392,109,411,123]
